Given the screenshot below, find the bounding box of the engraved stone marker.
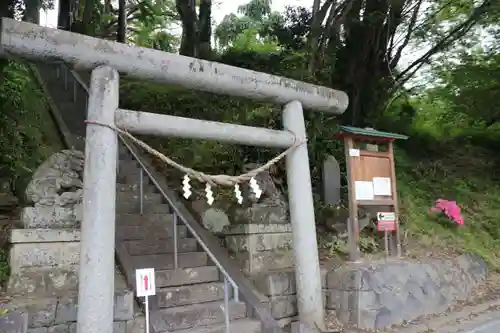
[323,155,341,206]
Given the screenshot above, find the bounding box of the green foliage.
[396,134,500,269]
[230,28,280,53]
[432,51,500,127]
[214,0,284,51]
[0,60,63,286]
[0,60,63,190]
[0,249,9,285]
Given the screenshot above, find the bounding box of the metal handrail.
[59,64,245,333]
[118,136,240,302]
[61,64,240,294]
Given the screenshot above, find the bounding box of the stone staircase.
[115,150,260,333]
[29,62,266,333]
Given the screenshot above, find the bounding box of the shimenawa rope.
[84,120,307,187]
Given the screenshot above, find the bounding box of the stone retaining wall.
[5,229,135,333]
[224,224,294,275]
[252,254,487,331]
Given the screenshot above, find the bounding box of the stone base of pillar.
[223,223,294,275]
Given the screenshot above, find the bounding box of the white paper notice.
[354,181,374,201]
[373,177,392,196]
[349,148,360,157]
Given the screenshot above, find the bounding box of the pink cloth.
[430,199,464,226]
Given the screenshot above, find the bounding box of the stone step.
[116,202,170,214]
[155,266,220,288]
[117,171,152,184]
[116,224,188,240]
[1,290,134,329]
[117,163,142,176]
[116,192,164,204]
[151,282,225,309]
[129,253,209,271]
[116,183,156,193]
[171,319,261,333]
[124,238,197,255]
[117,213,175,226]
[150,301,247,332]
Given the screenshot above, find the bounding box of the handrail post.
[223,277,231,333]
[173,212,178,269]
[77,65,119,333]
[283,101,325,330]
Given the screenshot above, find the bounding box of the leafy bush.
[0,61,63,186]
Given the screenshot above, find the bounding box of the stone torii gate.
[0,18,349,333]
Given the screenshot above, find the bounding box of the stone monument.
[224,163,293,275]
[9,150,85,296]
[21,150,84,229]
[322,155,341,206]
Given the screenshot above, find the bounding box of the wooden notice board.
[335,126,408,261]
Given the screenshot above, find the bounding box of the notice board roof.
[335,125,409,142]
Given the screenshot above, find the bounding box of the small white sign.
[354,181,374,201]
[349,148,360,157]
[373,177,392,196]
[135,268,156,297]
[377,212,396,221]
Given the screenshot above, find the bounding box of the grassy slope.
[397,131,500,269]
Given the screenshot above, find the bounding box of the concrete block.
[116,192,163,204]
[116,201,170,214]
[124,238,197,255]
[150,301,247,332]
[152,282,225,309]
[266,294,327,321]
[27,328,47,333]
[164,319,262,333]
[21,206,80,229]
[7,267,79,296]
[223,224,292,235]
[291,321,315,333]
[1,298,58,328]
[129,252,208,271]
[47,324,71,332]
[116,213,173,226]
[0,311,28,333]
[155,266,219,288]
[253,269,328,296]
[113,321,127,333]
[235,250,294,275]
[125,317,145,333]
[10,229,80,244]
[10,242,80,274]
[226,233,293,252]
[54,291,134,324]
[267,295,298,319]
[115,225,187,241]
[114,291,135,321]
[69,322,126,333]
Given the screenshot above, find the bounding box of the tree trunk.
[307,0,322,73]
[58,0,72,30]
[104,0,111,13]
[117,0,126,43]
[198,0,212,59]
[0,0,15,19]
[82,0,95,35]
[176,0,199,57]
[24,0,40,24]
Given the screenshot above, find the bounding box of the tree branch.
[390,0,423,68]
[395,0,492,86]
